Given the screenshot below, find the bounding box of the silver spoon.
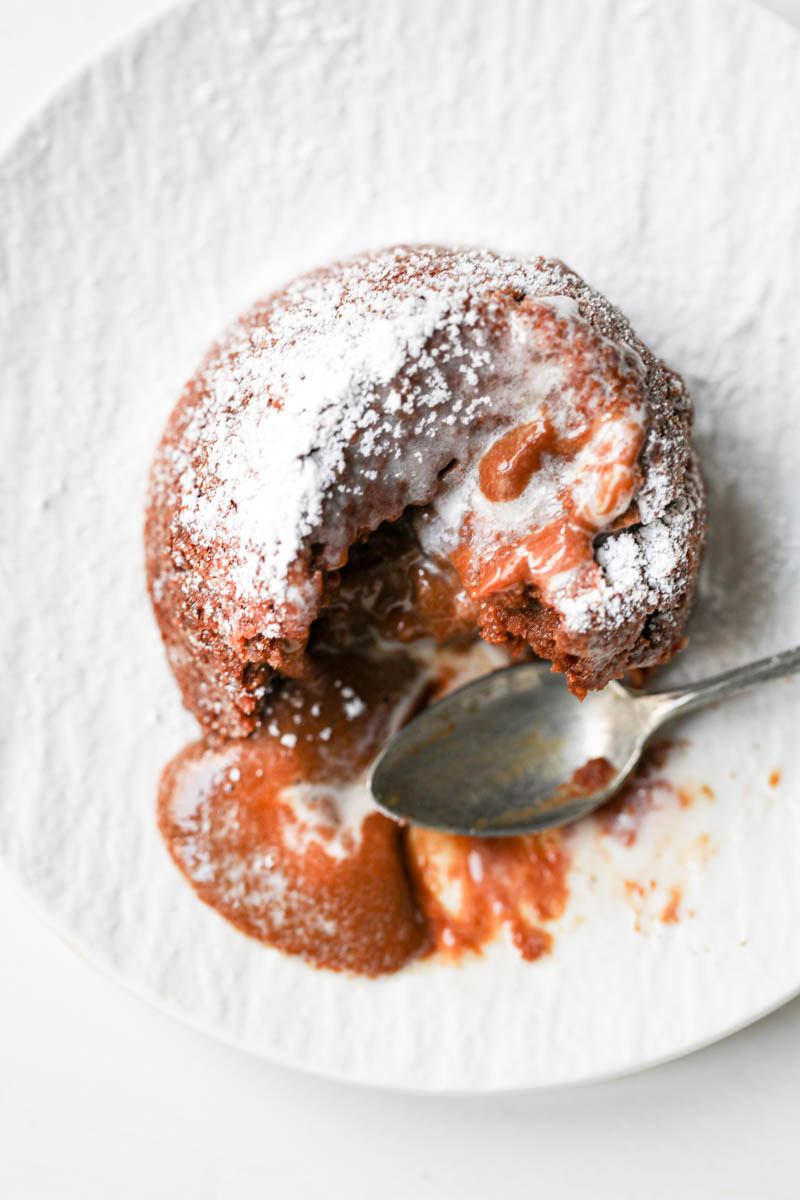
[369,646,800,836]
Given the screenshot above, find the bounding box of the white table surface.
[3,2,800,1196]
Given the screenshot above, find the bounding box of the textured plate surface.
[1,0,799,1091]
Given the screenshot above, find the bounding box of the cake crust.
[145,245,705,740]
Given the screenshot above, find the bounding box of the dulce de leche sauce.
[158,643,435,975]
[158,627,579,975]
[407,827,570,962]
[158,515,585,975]
[457,302,646,610]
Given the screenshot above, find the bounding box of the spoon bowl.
[369,647,800,836]
[370,663,656,835]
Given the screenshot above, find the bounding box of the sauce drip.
[569,756,617,795]
[158,519,578,977]
[465,302,646,609]
[408,827,570,961]
[159,740,432,977]
[159,633,687,973]
[660,886,682,924]
[159,639,435,975]
[596,741,681,846]
[479,420,561,502]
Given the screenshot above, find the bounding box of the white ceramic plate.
[2,0,799,1091]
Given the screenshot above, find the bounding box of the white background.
[2,1,800,1196]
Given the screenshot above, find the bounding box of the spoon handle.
[641,645,800,725]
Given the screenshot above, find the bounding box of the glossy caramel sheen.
[407,827,570,962]
[159,739,432,976]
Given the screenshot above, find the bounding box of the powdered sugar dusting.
[560,457,704,634]
[167,639,517,886]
